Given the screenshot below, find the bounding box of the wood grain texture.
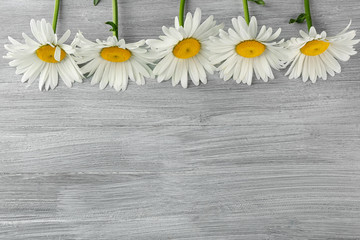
[1,0,360,239]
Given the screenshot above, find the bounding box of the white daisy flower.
[146,8,223,88]
[4,19,83,91]
[208,16,287,85]
[285,21,359,83]
[75,33,154,91]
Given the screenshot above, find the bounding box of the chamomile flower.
[4,19,83,91]
[146,8,223,88]
[75,33,153,91]
[285,22,359,82]
[208,16,287,85]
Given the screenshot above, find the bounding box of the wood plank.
[1,0,360,239]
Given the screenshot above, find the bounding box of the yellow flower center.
[300,40,330,56]
[173,38,201,59]
[100,46,132,62]
[235,40,266,58]
[36,45,66,63]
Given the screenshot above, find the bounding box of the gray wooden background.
[1,0,360,239]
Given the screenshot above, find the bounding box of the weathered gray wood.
[1,0,360,239]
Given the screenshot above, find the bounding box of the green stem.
[242,0,250,25]
[304,0,312,31]
[112,0,119,39]
[52,0,60,33]
[179,0,185,26]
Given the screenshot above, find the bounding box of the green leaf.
[289,13,306,24]
[93,0,100,6]
[105,21,118,32]
[249,0,265,5]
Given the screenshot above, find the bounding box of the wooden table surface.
[1,0,360,239]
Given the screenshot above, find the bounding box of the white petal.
[54,46,61,61]
[58,30,71,44]
[249,16,258,39]
[180,60,188,88]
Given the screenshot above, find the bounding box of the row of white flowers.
[4,8,359,91]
